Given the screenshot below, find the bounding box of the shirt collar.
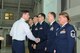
[50,20,55,26]
[62,22,68,27]
[40,21,44,25]
[35,22,38,26]
[30,24,33,27]
[20,18,26,21]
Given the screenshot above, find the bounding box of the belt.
[12,39,24,42]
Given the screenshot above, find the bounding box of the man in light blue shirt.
[10,10,40,53]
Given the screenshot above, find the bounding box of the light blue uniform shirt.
[10,18,36,41]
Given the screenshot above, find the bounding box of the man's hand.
[45,47,47,51]
[35,38,40,43]
[54,49,56,53]
[33,44,36,49]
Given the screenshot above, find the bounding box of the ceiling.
[0,0,36,10]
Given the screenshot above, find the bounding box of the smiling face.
[58,15,68,25]
[28,18,33,26]
[58,12,70,26]
[48,13,55,23]
[33,17,38,24]
[38,15,44,23]
[38,13,45,23]
[23,13,30,21]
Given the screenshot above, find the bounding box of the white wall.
[65,6,80,17]
[43,0,58,16]
[42,0,61,21]
[70,0,80,8]
[33,0,43,16]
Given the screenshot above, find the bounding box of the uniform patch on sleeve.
[71,30,75,38]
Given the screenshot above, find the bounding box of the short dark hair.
[59,12,70,22]
[29,18,33,20]
[21,10,29,13]
[38,13,46,19]
[34,15,38,18]
[49,12,56,18]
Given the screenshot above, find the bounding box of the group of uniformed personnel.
[28,12,76,53]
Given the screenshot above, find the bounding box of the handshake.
[35,38,40,43]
